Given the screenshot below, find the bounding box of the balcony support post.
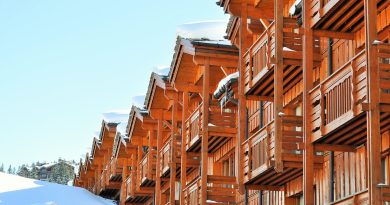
[364,0,382,204]
[155,111,163,205]
[200,61,210,205]
[170,93,179,204]
[180,91,189,205]
[274,0,284,174]
[237,1,250,194]
[303,0,315,204]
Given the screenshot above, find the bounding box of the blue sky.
[0,0,228,168]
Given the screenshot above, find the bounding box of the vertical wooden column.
[238,1,250,193]
[180,91,189,205]
[201,62,210,204]
[364,0,381,204]
[170,94,178,204]
[274,0,284,173]
[147,130,153,180]
[121,158,128,205]
[303,0,314,204]
[155,111,163,205]
[137,144,142,187]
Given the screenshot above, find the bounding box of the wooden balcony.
[109,158,123,182]
[309,43,390,145]
[244,18,311,96]
[125,172,153,204]
[183,175,237,205]
[185,103,236,153]
[98,167,121,198]
[139,149,157,187]
[242,115,309,186]
[309,0,390,31]
[160,136,181,178]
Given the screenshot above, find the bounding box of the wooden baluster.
[350,61,357,115]
[320,85,325,136]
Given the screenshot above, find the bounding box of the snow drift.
[0,172,115,205]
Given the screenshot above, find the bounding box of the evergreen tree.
[0,163,4,172]
[17,165,30,178]
[30,163,38,179]
[49,159,74,185]
[7,165,12,174]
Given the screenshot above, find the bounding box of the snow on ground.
[176,20,228,40]
[102,109,130,135]
[0,172,115,205]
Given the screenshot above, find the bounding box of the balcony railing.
[243,115,303,183]
[185,103,236,151]
[126,172,136,198]
[139,149,157,186]
[160,136,181,176]
[183,177,201,205]
[186,104,203,149]
[377,43,390,105]
[183,175,237,205]
[109,158,123,179]
[309,50,367,142]
[244,18,303,95]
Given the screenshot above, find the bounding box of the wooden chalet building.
[74,0,390,204]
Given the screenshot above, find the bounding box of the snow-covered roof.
[213,72,239,98]
[102,109,130,135]
[176,20,228,41]
[289,0,302,16]
[152,66,170,77]
[0,173,115,205]
[131,95,146,109]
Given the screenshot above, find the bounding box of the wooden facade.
[73,0,390,204]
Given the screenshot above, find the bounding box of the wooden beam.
[169,93,178,204]
[303,0,315,204]
[313,30,355,40]
[273,0,283,173]
[193,56,238,67]
[155,111,163,205]
[314,144,356,152]
[227,3,274,19]
[245,184,282,191]
[180,91,189,205]
[246,95,273,101]
[200,62,210,204]
[173,83,202,93]
[236,1,251,194]
[364,0,382,204]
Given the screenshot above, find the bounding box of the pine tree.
[0,163,4,172]
[49,160,74,185]
[7,165,12,174]
[30,163,38,179]
[17,165,30,178]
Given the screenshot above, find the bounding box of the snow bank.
[0,173,115,205]
[176,20,228,40]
